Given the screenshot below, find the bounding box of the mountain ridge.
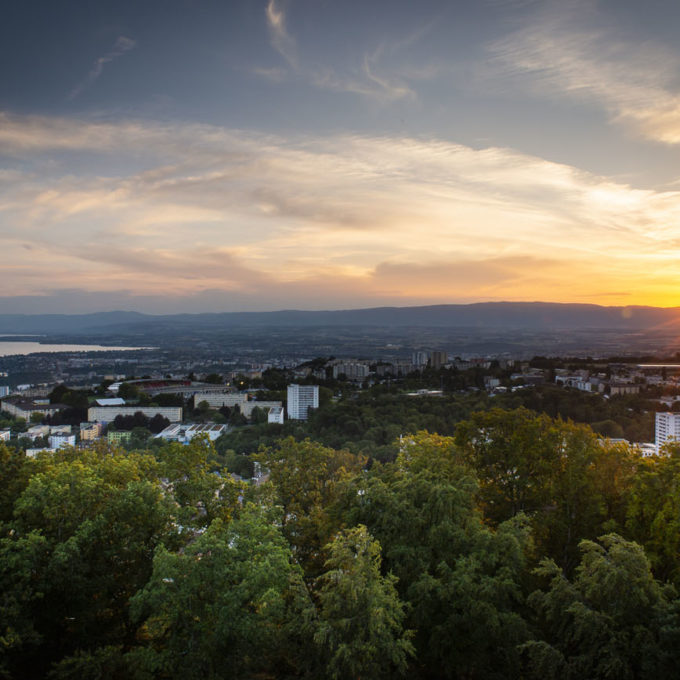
[0,302,678,334]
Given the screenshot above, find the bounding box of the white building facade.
[49,433,77,449]
[287,384,319,421]
[192,392,247,409]
[655,412,680,453]
[155,423,226,443]
[268,406,284,424]
[87,406,183,423]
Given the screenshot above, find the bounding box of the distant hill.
[0,311,148,334]
[0,302,679,335]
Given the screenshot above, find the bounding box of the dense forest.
[2,407,680,679]
[216,384,655,461]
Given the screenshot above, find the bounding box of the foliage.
[112,411,168,433]
[522,534,680,679]
[157,437,241,528]
[455,408,620,571]
[343,432,531,678]
[626,448,680,584]
[130,506,308,680]
[0,444,173,678]
[0,442,28,522]
[117,383,139,400]
[255,437,366,577]
[311,525,414,679]
[2,405,680,678]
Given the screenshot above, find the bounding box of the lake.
[0,341,151,357]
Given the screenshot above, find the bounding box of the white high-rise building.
[287,384,319,420]
[412,352,429,367]
[655,412,680,453]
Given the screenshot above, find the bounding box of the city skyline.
[3,0,680,313]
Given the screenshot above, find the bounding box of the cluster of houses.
[0,380,320,454]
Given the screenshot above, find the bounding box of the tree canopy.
[2,409,680,679]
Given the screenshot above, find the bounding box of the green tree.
[158,437,240,528]
[249,405,268,424]
[344,433,531,678]
[311,525,413,679]
[523,534,680,679]
[626,448,680,583]
[117,383,139,401]
[0,446,173,677]
[124,426,152,450]
[228,404,247,427]
[262,367,288,391]
[0,442,28,522]
[0,531,49,677]
[195,400,211,418]
[455,408,606,571]
[130,506,309,680]
[255,438,366,578]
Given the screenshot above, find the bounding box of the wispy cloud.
[69,35,137,100]
[489,3,680,144]
[3,111,680,309]
[265,0,298,69]
[262,0,416,102]
[251,65,287,82]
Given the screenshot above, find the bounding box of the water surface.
[0,341,150,357]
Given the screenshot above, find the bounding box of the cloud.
[488,3,680,144]
[69,35,137,100]
[261,0,415,102]
[265,0,297,68]
[3,112,680,310]
[251,65,287,82]
[310,53,416,102]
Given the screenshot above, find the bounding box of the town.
[4,345,680,462]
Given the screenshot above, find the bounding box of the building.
[193,392,247,410]
[107,430,132,445]
[268,406,284,424]
[26,425,50,441]
[332,362,370,380]
[412,351,429,368]
[241,400,282,419]
[155,423,227,443]
[655,412,680,453]
[88,406,182,423]
[287,384,319,421]
[610,382,641,396]
[50,425,72,436]
[13,385,50,397]
[429,351,448,370]
[636,443,658,458]
[0,429,10,442]
[49,433,76,449]
[79,422,103,441]
[95,397,126,406]
[0,386,9,398]
[0,398,64,420]
[25,448,56,458]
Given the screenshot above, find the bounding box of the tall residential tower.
[287,384,319,421]
[655,411,680,453]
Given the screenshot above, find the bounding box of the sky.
[2,0,680,313]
